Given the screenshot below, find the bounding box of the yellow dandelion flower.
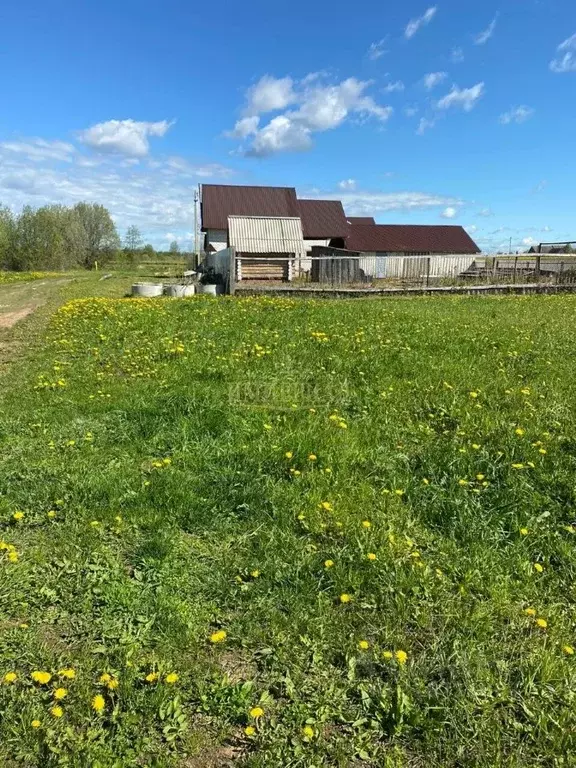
[367,552,377,561]
[53,687,67,700]
[519,528,529,536]
[524,607,536,616]
[536,618,548,629]
[284,451,293,459]
[539,448,547,455]
[7,551,18,563]
[47,511,56,519]
[358,640,369,650]
[422,478,429,485]
[324,559,334,568]
[12,511,24,521]
[31,719,41,728]
[107,678,119,690]
[515,428,525,436]
[476,474,485,481]
[362,520,372,529]
[458,479,468,486]
[3,672,17,684]
[469,391,479,399]
[563,645,574,655]
[382,650,393,659]
[339,593,352,604]
[165,673,179,684]
[394,489,404,496]
[302,725,314,738]
[91,694,105,713]
[209,630,227,644]
[59,668,75,679]
[308,454,317,461]
[249,706,264,719]
[145,672,159,683]
[395,650,408,665]
[50,706,63,718]
[320,501,333,511]
[533,562,544,573]
[99,673,111,684]
[251,570,260,578]
[31,671,51,685]
[245,725,256,736]
[471,444,481,450]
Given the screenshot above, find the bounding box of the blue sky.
[0,0,574,251]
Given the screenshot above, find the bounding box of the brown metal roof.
[347,216,376,225]
[201,184,299,231]
[297,199,349,239]
[346,224,481,254]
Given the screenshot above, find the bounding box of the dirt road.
[0,278,71,330]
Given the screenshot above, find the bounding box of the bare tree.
[169,240,180,254]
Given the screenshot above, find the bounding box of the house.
[345,223,481,280]
[201,184,350,280]
[200,183,482,282]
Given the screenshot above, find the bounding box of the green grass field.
[1,286,576,767]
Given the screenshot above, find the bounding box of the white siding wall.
[206,229,228,252]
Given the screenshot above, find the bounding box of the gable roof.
[201,184,299,230]
[228,216,306,255]
[346,224,481,254]
[347,216,376,225]
[297,199,349,238]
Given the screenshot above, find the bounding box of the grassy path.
[0,272,135,372]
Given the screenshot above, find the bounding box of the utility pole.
[193,186,199,265]
[509,237,512,255]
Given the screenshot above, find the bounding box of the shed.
[228,216,307,281]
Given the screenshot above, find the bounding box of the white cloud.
[0,141,234,247]
[522,237,536,246]
[423,72,447,90]
[368,38,388,60]
[465,225,478,233]
[404,105,419,117]
[417,117,436,134]
[550,33,576,73]
[246,116,312,157]
[78,119,173,157]
[477,208,493,217]
[441,206,457,219]
[227,116,260,139]
[531,179,548,194]
[437,82,485,111]
[338,179,357,190]
[244,75,296,115]
[499,106,534,124]
[320,189,461,216]
[451,47,465,63]
[474,15,498,45]
[382,80,405,93]
[0,138,76,162]
[235,76,393,157]
[405,7,437,39]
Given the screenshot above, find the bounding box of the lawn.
[1,291,576,767]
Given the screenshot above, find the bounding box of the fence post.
[425,257,430,288]
[228,246,236,295]
[514,256,518,283]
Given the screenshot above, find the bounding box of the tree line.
[0,202,185,272]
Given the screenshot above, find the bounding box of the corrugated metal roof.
[297,199,349,238]
[228,216,307,255]
[346,224,481,254]
[201,184,299,230]
[347,216,376,225]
